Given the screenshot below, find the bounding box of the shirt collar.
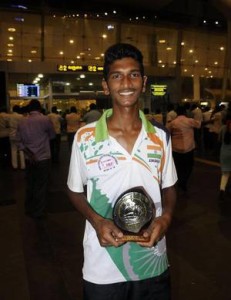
[95,108,156,142]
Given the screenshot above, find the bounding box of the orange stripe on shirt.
[86,159,98,165]
[77,127,95,142]
[147,145,162,151]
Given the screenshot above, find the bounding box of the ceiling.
[2,0,231,99]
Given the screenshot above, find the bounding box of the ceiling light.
[69,39,74,44]
[15,17,24,22]
[59,51,64,55]
[8,28,16,32]
[7,44,14,47]
[107,24,114,30]
[9,36,14,40]
[102,34,107,39]
[159,40,166,44]
[11,4,27,9]
[80,74,85,78]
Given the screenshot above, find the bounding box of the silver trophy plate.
[113,187,154,234]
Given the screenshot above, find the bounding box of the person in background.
[218,117,231,201]
[202,106,212,152]
[65,106,81,150]
[191,103,203,152]
[167,104,201,192]
[153,108,164,124]
[184,102,193,118]
[16,99,55,219]
[143,107,154,123]
[208,105,223,158]
[48,106,62,163]
[82,103,102,125]
[166,103,177,125]
[0,106,10,168]
[8,105,25,170]
[67,43,177,300]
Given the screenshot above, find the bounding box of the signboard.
[151,84,167,96]
[17,83,40,97]
[57,64,103,72]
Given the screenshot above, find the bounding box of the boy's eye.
[130,72,141,78]
[110,73,122,80]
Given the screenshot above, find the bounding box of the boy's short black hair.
[103,43,144,80]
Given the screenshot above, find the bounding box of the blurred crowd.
[0,101,102,169]
[144,102,231,200]
[0,99,230,204]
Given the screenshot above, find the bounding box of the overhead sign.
[151,84,167,96]
[57,64,103,72]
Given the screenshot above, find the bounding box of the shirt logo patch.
[147,148,162,164]
[98,155,118,172]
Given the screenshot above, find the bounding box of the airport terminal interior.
[1,0,231,299]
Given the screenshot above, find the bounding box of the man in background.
[0,106,10,168]
[8,105,25,170]
[82,103,102,125]
[16,99,55,219]
[48,106,62,163]
[65,106,81,150]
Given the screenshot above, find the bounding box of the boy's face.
[102,57,147,108]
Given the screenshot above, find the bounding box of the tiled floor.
[0,140,231,300]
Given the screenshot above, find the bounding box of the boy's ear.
[142,76,148,93]
[102,79,110,95]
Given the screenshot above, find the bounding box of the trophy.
[113,187,155,242]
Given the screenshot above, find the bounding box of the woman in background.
[218,118,231,201]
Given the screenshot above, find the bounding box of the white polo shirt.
[67,109,177,284]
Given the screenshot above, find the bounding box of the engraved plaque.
[113,187,155,242]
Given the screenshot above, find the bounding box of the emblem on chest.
[98,155,118,172]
